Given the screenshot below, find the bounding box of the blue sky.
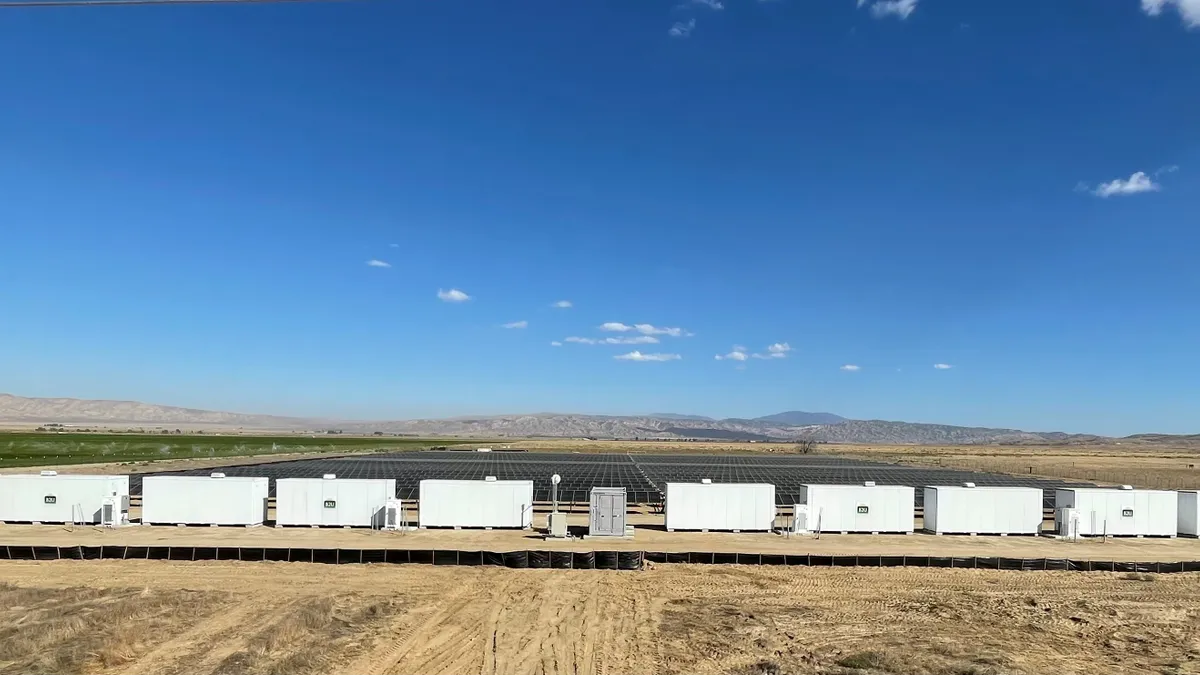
[0,0,1197,434]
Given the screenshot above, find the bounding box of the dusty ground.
[1,559,1199,675]
[3,517,1200,560]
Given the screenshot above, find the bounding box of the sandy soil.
[1,559,1199,675]
[3,517,1199,560]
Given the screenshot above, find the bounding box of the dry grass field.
[1,560,1199,675]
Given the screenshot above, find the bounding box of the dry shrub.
[1121,572,1157,582]
[837,650,900,671]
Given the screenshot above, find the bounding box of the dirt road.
[1,559,1198,675]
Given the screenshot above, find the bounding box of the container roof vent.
[701,478,713,484]
[323,474,337,480]
[484,476,497,482]
[40,470,57,476]
[477,448,492,452]
[1121,484,1134,490]
[863,481,876,487]
[210,472,226,478]
[963,482,976,488]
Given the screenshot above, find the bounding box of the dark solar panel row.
[130,451,1095,507]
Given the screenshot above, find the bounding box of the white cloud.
[606,336,660,345]
[933,363,953,370]
[600,322,633,332]
[502,320,528,329]
[767,342,791,356]
[614,351,682,362]
[669,18,696,37]
[841,364,861,371]
[366,259,391,268]
[1156,164,1180,176]
[692,0,723,8]
[715,347,749,361]
[552,300,573,309]
[436,288,470,303]
[1142,0,1200,27]
[868,0,918,20]
[1092,171,1161,198]
[550,341,563,347]
[634,323,690,337]
[566,335,659,346]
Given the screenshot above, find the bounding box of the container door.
[322,483,339,526]
[596,494,612,534]
[613,493,625,533]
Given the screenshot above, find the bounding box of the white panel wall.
[665,483,775,531]
[923,486,1043,535]
[142,476,269,525]
[1180,491,1198,537]
[801,484,914,533]
[0,475,129,524]
[1055,488,1177,536]
[418,479,533,528]
[276,478,396,527]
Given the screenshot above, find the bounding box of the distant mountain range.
[0,393,1178,445]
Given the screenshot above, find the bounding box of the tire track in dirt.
[119,601,267,675]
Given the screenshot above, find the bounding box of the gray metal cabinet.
[589,487,627,536]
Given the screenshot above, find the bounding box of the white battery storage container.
[418,478,533,529]
[665,481,776,532]
[800,483,914,534]
[923,484,1044,535]
[141,474,269,526]
[1055,486,1177,537]
[1179,491,1199,537]
[0,472,130,525]
[275,476,397,527]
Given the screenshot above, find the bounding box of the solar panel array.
[130,451,1094,507]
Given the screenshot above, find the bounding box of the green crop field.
[0,433,462,469]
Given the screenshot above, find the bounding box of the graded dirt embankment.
[1,559,1198,675]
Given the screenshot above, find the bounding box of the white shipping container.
[1054,487,1177,537]
[801,484,914,534]
[665,482,775,532]
[142,475,269,526]
[1179,491,1198,537]
[924,485,1043,535]
[0,474,129,524]
[276,477,396,527]
[418,479,533,528]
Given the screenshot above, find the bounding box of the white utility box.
[275,475,396,527]
[141,474,269,526]
[418,478,533,528]
[923,484,1044,535]
[800,483,914,534]
[0,472,129,525]
[547,512,569,538]
[381,498,408,530]
[664,481,775,532]
[1054,486,1177,537]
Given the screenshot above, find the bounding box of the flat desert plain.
[1,560,1199,675]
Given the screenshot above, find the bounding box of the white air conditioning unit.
[100,495,129,528]
[1057,507,1079,540]
[382,498,404,531]
[793,504,810,533]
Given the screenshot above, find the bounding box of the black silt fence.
[4,546,1200,573]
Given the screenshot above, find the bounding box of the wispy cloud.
[599,322,633,332]
[437,288,471,303]
[565,335,660,346]
[388,243,399,248]
[867,0,918,20]
[691,0,723,8]
[1155,164,1180,177]
[1142,0,1200,27]
[750,342,792,359]
[552,300,573,309]
[1091,171,1161,198]
[614,351,682,362]
[550,341,563,347]
[715,346,749,361]
[933,363,953,370]
[635,323,690,337]
[366,259,391,268]
[841,364,861,371]
[669,18,696,37]
[502,320,528,329]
